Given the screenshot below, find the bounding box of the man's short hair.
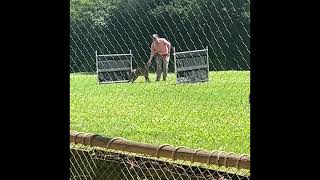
[152,34,159,39]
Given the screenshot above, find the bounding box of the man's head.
[152,34,159,42]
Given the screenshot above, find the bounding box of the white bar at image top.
[97,53,133,57]
[174,49,208,55]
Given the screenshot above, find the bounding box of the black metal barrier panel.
[174,48,209,84]
[96,51,133,84]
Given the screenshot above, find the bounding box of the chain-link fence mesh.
[70,0,250,175]
[70,132,250,180]
[70,0,250,72]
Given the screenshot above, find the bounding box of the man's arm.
[163,39,171,55]
[147,42,155,65]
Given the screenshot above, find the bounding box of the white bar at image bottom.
[99,80,129,84]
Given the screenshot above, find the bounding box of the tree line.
[70,0,250,72]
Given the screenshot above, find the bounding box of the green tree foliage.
[70,0,250,72]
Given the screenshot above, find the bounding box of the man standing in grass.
[147,34,171,81]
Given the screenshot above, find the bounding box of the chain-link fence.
[70,132,250,180]
[70,0,250,177]
[70,0,250,72]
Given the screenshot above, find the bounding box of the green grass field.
[70,71,250,154]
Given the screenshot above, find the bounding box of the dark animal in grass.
[128,63,150,83]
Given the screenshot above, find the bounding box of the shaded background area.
[70,0,250,73]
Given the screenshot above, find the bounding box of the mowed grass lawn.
[70,71,250,154]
